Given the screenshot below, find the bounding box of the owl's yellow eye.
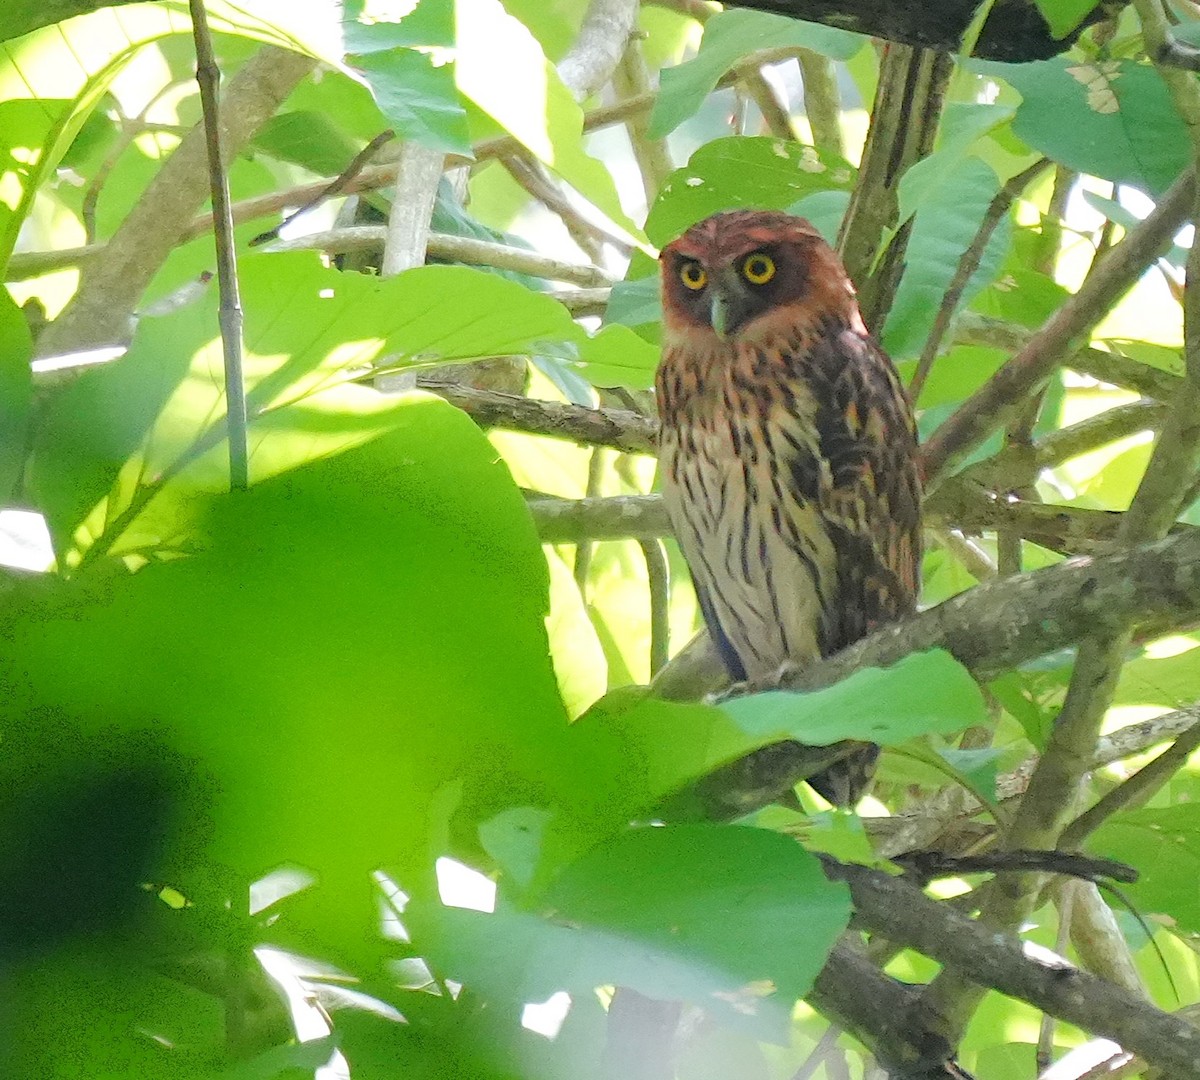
[679,262,707,291]
[742,252,776,285]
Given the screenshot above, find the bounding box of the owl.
[656,209,923,806]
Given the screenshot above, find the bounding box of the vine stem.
[189,0,248,491]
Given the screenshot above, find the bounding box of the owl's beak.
[710,292,731,339]
[708,274,750,339]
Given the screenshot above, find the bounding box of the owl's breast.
[657,362,839,680]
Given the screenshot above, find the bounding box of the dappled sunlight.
[435,857,496,913]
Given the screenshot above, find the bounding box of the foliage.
[1,0,1199,1078]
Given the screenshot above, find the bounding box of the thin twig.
[189,0,248,490]
[574,449,605,593]
[250,128,395,247]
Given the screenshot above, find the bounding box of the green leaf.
[571,689,756,814]
[0,287,32,500]
[882,156,1009,359]
[410,824,851,1036]
[8,393,578,897]
[649,10,863,138]
[644,137,857,249]
[1032,0,1099,39]
[719,650,987,746]
[973,58,1189,195]
[1089,805,1200,934]
[31,253,657,557]
[350,48,471,155]
[896,103,1014,225]
[344,0,453,51]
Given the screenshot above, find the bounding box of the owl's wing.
[800,326,923,655]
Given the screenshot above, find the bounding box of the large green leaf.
[973,58,1189,195]
[7,392,576,892]
[644,136,856,250]
[1031,0,1100,39]
[0,286,32,499]
[882,156,1009,359]
[649,9,863,138]
[719,649,987,746]
[345,0,470,156]
[410,824,851,1038]
[1088,804,1200,935]
[29,253,657,559]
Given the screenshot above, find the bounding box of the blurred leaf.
[1089,805,1200,934]
[897,103,1014,225]
[649,10,863,138]
[719,650,987,746]
[544,547,607,717]
[936,746,1003,804]
[883,156,1008,359]
[344,0,452,51]
[910,345,1007,411]
[972,262,1070,329]
[0,2,344,267]
[31,253,656,557]
[787,189,851,245]
[252,109,364,176]
[0,287,32,499]
[219,1036,339,1079]
[350,49,471,156]
[988,672,1053,750]
[411,824,851,1037]
[571,689,755,813]
[973,58,1189,196]
[1105,339,1185,377]
[9,393,580,901]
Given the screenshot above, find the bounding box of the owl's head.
[659,209,860,341]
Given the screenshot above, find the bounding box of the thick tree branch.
[656,527,1200,819]
[719,0,1120,61]
[819,860,1200,1078]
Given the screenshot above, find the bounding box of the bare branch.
[381,143,445,275]
[267,228,616,288]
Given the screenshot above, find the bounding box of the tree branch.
[819,859,1200,1078]
[36,46,317,358]
[922,171,1195,488]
